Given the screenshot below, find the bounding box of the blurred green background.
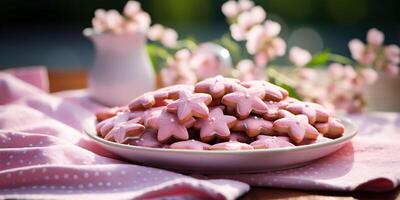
[0,0,399,69]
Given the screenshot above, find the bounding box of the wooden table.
[48,70,400,200]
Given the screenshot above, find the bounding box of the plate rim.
[83,117,357,155]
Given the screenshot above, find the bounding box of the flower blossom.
[161,49,197,86]
[289,47,312,67]
[229,6,266,41]
[91,1,151,35]
[245,20,286,66]
[148,24,178,48]
[222,0,254,18]
[348,28,399,77]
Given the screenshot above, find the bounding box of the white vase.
[84,29,155,106]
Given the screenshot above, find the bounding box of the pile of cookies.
[95,76,345,150]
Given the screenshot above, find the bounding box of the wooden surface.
[48,70,400,200]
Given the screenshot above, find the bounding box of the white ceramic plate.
[84,118,357,174]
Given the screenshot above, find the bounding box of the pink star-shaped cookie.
[166,90,212,122]
[96,113,145,143]
[157,84,194,99]
[127,130,162,148]
[221,87,268,119]
[128,91,169,111]
[195,75,241,98]
[228,132,254,143]
[147,109,195,142]
[96,112,131,137]
[250,135,295,149]
[209,141,254,150]
[232,116,273,137]
[314,118,345,139]
[95,106,129,122]
[170,140,211,150]
[194,107,237,142]
[273,114,319,144]
[285,102,329,124]
[262,101,288,120]
[241,80,288,101]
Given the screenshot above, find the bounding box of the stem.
[266,67,296,86]
[328,53,354,65]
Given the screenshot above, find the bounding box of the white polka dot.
[64,174,69,179]
[107,172,112,176]
[41,185,47,189]
[117,182,122,186]
[29,144,33,147]
[42,168,47,173]
[84,173,89,178]
[73,175,78,180]
[88,183,93,188]
[50,186,55,190]
[32,186,37,189]
[6,173,12,178]
[61,186,66,189]
[18,171,24,175]
[44,176,49,180]
[136,171,141,175]
[121,170,126,175]
[54,175,59,180]
[9,155,14,159]
[94,172,100,176]
[6,162,10,166]
[31,169,36,173]
[78,184,84,189]
[106,182,111,187]
[98,182,103,186]
[19,160,24,164]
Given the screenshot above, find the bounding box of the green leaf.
[306,51,330,68]
[146,44,171,72]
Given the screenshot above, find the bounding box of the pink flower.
[123,1,141,18]
[245,20,286,66]
[289,47,311,67]
[148,24,164,41]
[161,28,178,48]
[230,24,247,41]
[90,1,151,35]
[299,68,317,80]
[367,28,384,47]
[348,39,375,65]
[235,59,266,81]
[104,10,125,34]
[162,49,197,86]
[360,68,378,84]
[328,63,344,79]
[385,45,400,65]
[385,64,399,78]
[264,20,281,38]
[238,0,254,11]
[230,5,266,41]
[189,43,232,80]
[343,65,357,80]
[147,24,178,48]
[222,1,240,18]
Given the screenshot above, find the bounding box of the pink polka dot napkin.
[1,68,399,199]
[0,71,248,200]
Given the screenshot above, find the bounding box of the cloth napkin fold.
[1,68,399,199]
